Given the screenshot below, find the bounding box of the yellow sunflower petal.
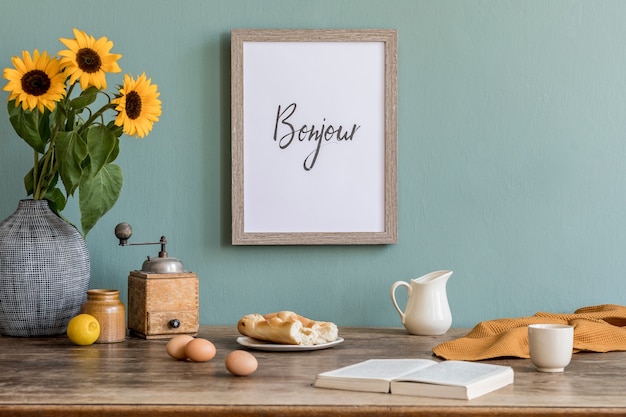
[92,37,112,53]
[58,37,79,52]
[21,50,34,69]
[11,56,27,74]
[72,27,90,46]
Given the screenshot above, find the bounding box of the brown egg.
[225,350,258,376]
[166,335,194,360]
[185,338,217,362]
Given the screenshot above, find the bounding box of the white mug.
[528,324,574,372]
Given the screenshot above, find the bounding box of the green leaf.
[104,122,122,164]
[86,125,117,176]
[79,163,123,236]
[65,103,75,131]
[56,130,88,196]
[69,87,99,110]
[54,99,68,128]
[23,158,58,197]
[107,136,120,164]
[38,108,51,144]
[43,187,67,213]
[23,167,34,196]
[7,100,46,153]
[106,120,124,138]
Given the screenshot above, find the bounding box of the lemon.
[67,314,100,345]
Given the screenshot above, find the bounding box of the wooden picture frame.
[231,29,397,245]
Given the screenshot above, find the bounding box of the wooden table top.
[1,326,625,416]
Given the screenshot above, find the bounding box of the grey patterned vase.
[0,199,90,336]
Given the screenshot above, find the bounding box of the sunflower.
[112,73,162,138]
[2,49,67,113]
[58,28,121,90]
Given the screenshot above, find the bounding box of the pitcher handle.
[390,281,411,324]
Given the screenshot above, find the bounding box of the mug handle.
[390,281,411,324]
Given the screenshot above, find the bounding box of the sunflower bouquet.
[2,28,162,236]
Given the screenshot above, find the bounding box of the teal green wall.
[2,1,626,328]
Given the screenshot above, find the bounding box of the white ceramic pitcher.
[390,270,453,335]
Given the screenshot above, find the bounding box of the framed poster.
[231,29,397,245]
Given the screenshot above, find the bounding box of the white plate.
[236,336,344,351]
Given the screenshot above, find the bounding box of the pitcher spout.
[413,270,453,285]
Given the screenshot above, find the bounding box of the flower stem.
[32,151,40,199]
[77,102,115,135]
[33,137,57,200]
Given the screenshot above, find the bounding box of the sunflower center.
[21,70,51,97]
[125,91,142,120]
[76,48,102,73]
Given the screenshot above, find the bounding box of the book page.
[395,361,509,387]
[318,359,436,381]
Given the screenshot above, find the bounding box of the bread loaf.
[237,311,338,346]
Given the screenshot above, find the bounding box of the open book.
[314,359,514,400]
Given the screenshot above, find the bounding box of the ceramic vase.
[80,289,126,343]
[0,199,90,336]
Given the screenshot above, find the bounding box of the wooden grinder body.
[128,270,199,339]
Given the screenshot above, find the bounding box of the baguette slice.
[237,311,338,346]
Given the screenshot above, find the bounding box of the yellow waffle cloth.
[432,304,626,360]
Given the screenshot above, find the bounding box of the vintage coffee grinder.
[115,222,199,339]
